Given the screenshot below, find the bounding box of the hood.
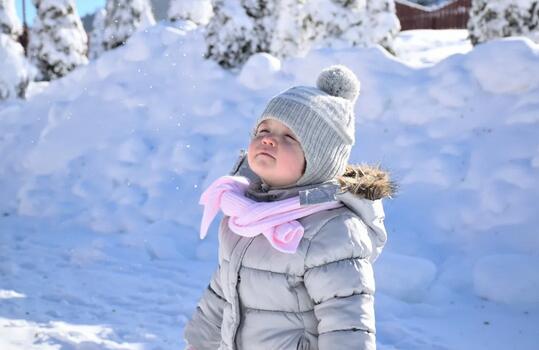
[335,164,398,262]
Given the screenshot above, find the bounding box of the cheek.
[247,142,255,162]
[247,139,258,153]
[281,145,304,169]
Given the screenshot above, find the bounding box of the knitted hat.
[252,64,360,188]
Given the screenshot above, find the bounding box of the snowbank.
[474,254,539,305]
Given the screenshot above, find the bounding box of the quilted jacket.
[184,150,396,350]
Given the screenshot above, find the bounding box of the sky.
[15,0,105,24]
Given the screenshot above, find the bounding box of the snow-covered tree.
[168,0,213,25]
[302,0,368,49]
[468,0,539,45]
[0,33,30,99]
[204,0,258,69]
[27,0,88,81]
[526,2,539,42]
[302,0,400,52]
[242,0,277,53]
[88,8,106,59]
[364,0,400,53]
[269,0,311,59]
[102,0,155,50]
[205,0,400,69]
[0,0,22,39]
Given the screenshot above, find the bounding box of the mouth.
[257,151,275,159]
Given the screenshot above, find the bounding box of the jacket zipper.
[230,236,255,349]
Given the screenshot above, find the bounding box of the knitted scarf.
[199,176,343,254]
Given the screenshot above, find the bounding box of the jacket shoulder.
[302,207,373,269]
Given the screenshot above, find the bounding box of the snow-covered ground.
[393,29,473,67]
[1,23,539,349]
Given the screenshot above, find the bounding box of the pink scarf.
[199,175,343,254]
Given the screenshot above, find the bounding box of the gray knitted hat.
[252,64,360,188]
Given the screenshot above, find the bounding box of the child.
[184,65,396,350]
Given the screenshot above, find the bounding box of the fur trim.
[336,163,398,200]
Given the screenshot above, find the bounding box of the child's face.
[247,119,306,188]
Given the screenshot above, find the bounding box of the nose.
[261,135,276,147]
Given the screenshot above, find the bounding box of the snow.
[102,0,155,51]
[1,23,539,349]
[468,0,539,45]
[237,52,282,90]
[394,29,473,67]
[474,254,539,305]
[0,0,21,37]
[0,33,32,100]
[168,0,213,25]
[465,37,539,94]
[375,253,437,303]
[88,8,107,60]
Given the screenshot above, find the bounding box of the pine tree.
[205,0,401,69]
[468,0,539,45]
[27,0,88,81]
[204,0,258,69]
[270,0,310,59]
[102,0,155,50]
[88,8,106,59]
[0,0,22,39]
[168,0,213,25]
[0,33,30,99]
[303,0,368,49]
[242,0,276,53]
[364,0,400,53]
[302,0,399,51]
[527,2,539,42]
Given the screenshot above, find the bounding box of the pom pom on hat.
[316,65,360,103]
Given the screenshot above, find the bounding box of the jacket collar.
[245,178,342,204]
[229,149,341,204]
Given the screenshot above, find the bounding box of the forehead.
[258,119,289,129]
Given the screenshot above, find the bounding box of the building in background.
[396,0,471,30]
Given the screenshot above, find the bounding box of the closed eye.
[257,129,296,141]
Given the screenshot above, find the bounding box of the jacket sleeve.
[304,213,377,349]
[183,265,226,350]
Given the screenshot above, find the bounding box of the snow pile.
[375,253,437,303]
[1,23,539,349]
[237,52,282,90]
[474,254,539,305]
[394,29,472,67]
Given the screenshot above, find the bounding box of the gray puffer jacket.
[184,151,396,350]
